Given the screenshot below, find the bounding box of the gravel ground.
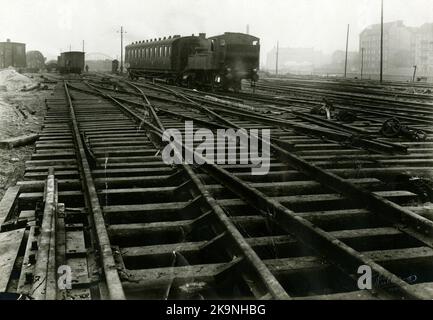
[0,85,54,200]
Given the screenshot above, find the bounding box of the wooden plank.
[0,134,39,149]
[330,227,401,239]
[0,186,20,228]
[17,226,37,294]
[121,241,207,258]
[17,180,81,192]
[264,246,433,275]
[0,229,25,291]
[32,171,56,300]
[67,257,91,289]
[108,220,194,246]
[66,231,86,257]
[123,258,241,289]
[216,191,416,209]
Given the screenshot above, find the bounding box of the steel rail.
[229,89,433,126]
[116,85,433,250]
[255,82,433,108]
[78,80,432,299]
[64,81,126,300]
[31,167,57,300]
[81,80,291,299]
[125,83,433,239]
[177,91,408,155]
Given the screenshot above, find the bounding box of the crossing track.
[1,74,433,300]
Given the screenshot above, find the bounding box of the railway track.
[257,77,433,102]
[1,75,433,300]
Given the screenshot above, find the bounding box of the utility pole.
[361,47,364,80]
[117,26,127,74]
[380,0,384,83]
[276,41,279,75]
[412,65,417,82]
[344,24,350,78]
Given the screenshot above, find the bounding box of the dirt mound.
[0,68,36,91]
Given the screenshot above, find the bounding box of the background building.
[0,39,26,69]
[413,23,433,77]
[359,20,413,76]
[331,50,359,73]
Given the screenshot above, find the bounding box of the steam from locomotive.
[125,32,260,91]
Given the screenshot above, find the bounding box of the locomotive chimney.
[199,33,206,39]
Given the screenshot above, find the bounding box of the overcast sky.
[1,0,432,64]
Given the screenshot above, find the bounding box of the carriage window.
[211,40,215,51]
[168,47,171,56]
[160,47,163,57]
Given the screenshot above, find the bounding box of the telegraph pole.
[361,47,364,80]
[276,41,279,75]
[380,0,384,83]
[412,65,417,82]
[344,24,349,78]
[117,26,127,74]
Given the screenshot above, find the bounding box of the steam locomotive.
[125,32,260,91]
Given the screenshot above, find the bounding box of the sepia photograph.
[0,0,432,313]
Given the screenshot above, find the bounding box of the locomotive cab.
[209,33,260,91]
